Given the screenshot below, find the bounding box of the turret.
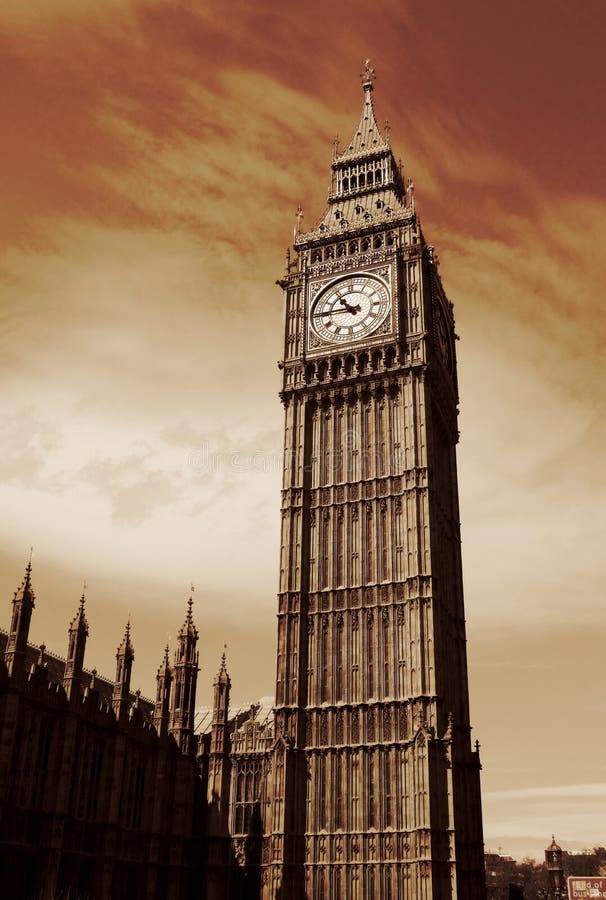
[207,649,232,826]
[153,644,172,738]
[169,594,199,755]
[112,620,134,722]
[545,835,566,898]
[4,558,36,680]
[210,647,231,754]
[63,588,89,703]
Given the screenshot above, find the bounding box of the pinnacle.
[117,619,134,657]
[178,589,198,639]
[14,553,36,605]
[339,59,388,160]
[70,587,89,635]
[157,643,171,675]
[219,644,229,676]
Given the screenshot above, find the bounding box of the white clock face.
[310,274,390,345]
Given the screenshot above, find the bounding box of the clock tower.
[267,62,486,898]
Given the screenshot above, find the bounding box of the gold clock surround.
[309,272,391,347]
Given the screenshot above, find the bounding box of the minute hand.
[319,306,361,317]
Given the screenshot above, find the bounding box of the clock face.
[310,274,391,345]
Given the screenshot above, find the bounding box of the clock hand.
[338,297,360,313]
[319,307,360,317]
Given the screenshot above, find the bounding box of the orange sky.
[1,0,605,860]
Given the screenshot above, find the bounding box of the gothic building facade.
[0,63,486,899]
[0,564,204,900]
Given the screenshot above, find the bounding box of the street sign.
[568,877,606,898]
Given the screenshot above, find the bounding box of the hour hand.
[338,298,360,313]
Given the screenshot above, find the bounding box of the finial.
[37,643,46,666]
[186,592,194,621]
[24,546,33,580]
[295,205,303,233]
[361,58,376,92]
[80,580,87,609]
[385,120,391,146]
[407,176,415,211]
[332,134,340,161]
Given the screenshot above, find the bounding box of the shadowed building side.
[0,566,204,900]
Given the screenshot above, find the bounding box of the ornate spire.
[160,642,170,670]
[64,585,90,702]
[169,592,199,754]
[14,555,35,605]
[211,644,230,728]
[299,61,409,239]
[216,644,230,685]
[4,555,37,679]
[112,619,135,721]
[70,583,88,633]
[118,619,134,655]
[178,590,198,641]
[339,59,388,159]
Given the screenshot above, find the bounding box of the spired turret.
[4,556,36,681]
[63,588,89,703]
[210,648,231,756]
[112,620,134,722]
[207,649,232,835]
[327,61,406,214]
[153,644,172,738]
[545,836,566,898]
[169,594,199,755]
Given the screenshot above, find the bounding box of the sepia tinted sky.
[1,0,605,860]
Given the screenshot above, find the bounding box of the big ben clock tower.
[266,62,486,899]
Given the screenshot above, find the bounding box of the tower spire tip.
[361,58,376,92]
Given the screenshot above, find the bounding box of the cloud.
[485,784,606,802]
